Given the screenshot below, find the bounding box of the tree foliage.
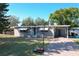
[8,15,20,27]
[21,17,48,26]
[22,17,35,26]
[0,3,9,33]
[49,7,79,27]
[35,17,48,25]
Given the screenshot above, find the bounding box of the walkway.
[44,38,79,56]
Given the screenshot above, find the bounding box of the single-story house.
[13,25,70,38]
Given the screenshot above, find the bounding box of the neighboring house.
[3,28,14,35]
[69,27,79,36]
[13,25,70,38]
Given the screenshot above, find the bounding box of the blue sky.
[7,3,79,22]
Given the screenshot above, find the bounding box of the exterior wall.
[14,27,68,38]
[14,27,54,38]
[14,29,21,37]
[36,27,54,38]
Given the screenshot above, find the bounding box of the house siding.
[14,25,69,38]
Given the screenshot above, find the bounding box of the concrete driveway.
[44,38,79,56]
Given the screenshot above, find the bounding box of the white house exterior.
[13,25,70,38]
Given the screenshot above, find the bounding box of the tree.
[22,17,35,26]
[49,7,79,27]
[35,17,48,25]
[0,3,9,33]
[74,18,79,26]
[8,15,20,27]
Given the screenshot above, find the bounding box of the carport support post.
[42,25,45,51]
[67,27,68,38]
[53,27,55,38]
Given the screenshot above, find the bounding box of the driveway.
[44,38,79,56]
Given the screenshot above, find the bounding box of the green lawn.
[0,37,48,56]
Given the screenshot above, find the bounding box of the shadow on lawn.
[0,39,47,56]
[0,37,44,42]
[46,41,79,54]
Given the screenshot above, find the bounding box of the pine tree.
[0,3,9,33]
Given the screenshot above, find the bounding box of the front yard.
[0,34,79,56]
[0,34,15,38]
[0,35,48,56]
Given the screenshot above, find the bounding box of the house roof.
[39,28,49,31]
[50,25,70,27]
[18,28,28,30]
[12,25,70,29]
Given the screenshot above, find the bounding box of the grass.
[0,37,48,56]
[0,34,15,38]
